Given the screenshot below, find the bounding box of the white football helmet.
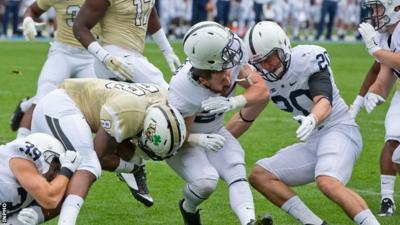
[183,21,243,71]
[243,21,291,82]
[139,104,186,160]
[23,133,66,174]
[362,0,400,32]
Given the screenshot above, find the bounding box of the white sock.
[353,209,380,225]
[281,195,323,225]
[229,181,255,225]
[58,194,84,225]
[20,98,34,112]
[381,175,396,201]
[114,158,135,173]
[17,127,31,139]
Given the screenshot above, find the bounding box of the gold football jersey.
[59,78,167,142]
[100,0,155,53]
[37,0,99,48]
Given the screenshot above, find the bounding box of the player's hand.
[22,17,46,41]
[201,95,247,114]
[60,151,82,175]
[17,208,39,225]
[293,114,317,142]
[364,92,385,113]
[188,133,226,152]
[358,22,382,56]
[163,51,181,73]
[103,54,134,82]
[348,95,364,119]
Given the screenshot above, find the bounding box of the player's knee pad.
[186,178,218,200]
[392,146,400,164]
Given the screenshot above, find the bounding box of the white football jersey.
[264,45,355,132]
[0,138,44,216]
[378,22,400,78]
[168,60,242,133]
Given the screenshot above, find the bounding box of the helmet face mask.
[253,48,289,82]
[362,0,400,32]
[221,33,243,70]
[139,104,186,161]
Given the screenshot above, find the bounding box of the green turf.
[0,41,399,225]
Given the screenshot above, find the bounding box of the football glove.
[188,133,226,152]
[348,95,364,119]
[358,22,382,56]
[293,114,317,142]
[163,51,181,73]
[22,17,46,41]
[59,150,82,178]
[201,95,247,114]
[103,55,134,82]
[364,92,385,113]
[17,208,39,225]
[152,28,181,73]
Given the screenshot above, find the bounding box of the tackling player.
[72,0,181,206]
[166,21,271,225]
[30,78,186,225]
[350,0,400,216]
[244,21,380,225]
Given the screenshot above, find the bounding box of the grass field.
[0,40,399,225]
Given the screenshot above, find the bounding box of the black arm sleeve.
[308,68,333,104]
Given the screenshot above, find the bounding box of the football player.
[73,0,180,87]
[72,0,181,206]
[1,133,81,225]
[352,0,400,216]
[244,21,380,225]
[11,0,100,140]
[166,21,271,225]
[30,78,186,225]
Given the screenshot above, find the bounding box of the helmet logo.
[145,121,161,146]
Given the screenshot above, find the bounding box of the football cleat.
[117,165,154,207]
[378,198,396,216]
[179,199,202,225]
[10,97,29,131]
[247,214,273,225]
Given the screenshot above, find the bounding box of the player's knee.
[190,178,218,199]
[249,165,274,188]
[316,176,341,197]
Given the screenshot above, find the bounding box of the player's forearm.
[242,83,269,106]
[226,101,268,138]
[33,176,69,209]
[357,61,380,96]
[72,19,96,48]
[310,97,332,125]
[374,50,400,70]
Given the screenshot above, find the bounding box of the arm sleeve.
[308,68,333,104]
